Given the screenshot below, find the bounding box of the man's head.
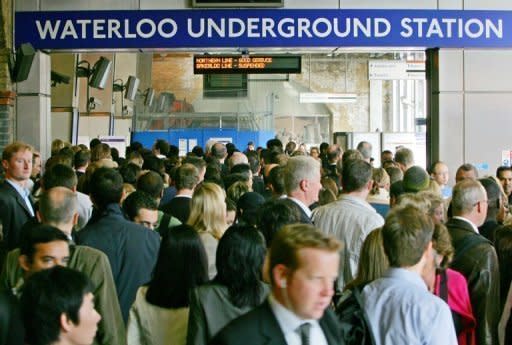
[285,141,297,156]
[269,224,341,319]
[32,151,42,178]
[394,147,414,172]
[90,143,111,162]
[327,145,342,164]
[42,164,78,191]
[182,156,207,182]
[211,142,227,161]
[1,141,33,183]
[381,150,393,164]
[122,191,159,230]
[497,166,512,196]
[430,161,449,187]
[455,163,478,183]
[382,205,434,269]
[74,150,91,170]
[136,171,164,201]
[89,168,124,210]
[175,163,199,191]
[227,152,249,171]
[356,141,372,162]
[266,138,283,153]
[152,139,170,157]
[20,266,101,345]
[451,179,488,226]
[479,177,502,222]
[19,224,70,278]
[283,156,322,206]
[341,159,373,194]
[38,187,78,233]
[403,166,430,193]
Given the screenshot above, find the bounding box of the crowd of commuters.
[0,136,511,345]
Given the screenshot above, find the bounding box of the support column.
[16,51,52,159]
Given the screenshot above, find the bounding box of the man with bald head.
[1,187,125,345]
[446,179,500,345]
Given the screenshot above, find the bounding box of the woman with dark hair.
[127,224,209,345]
[187,224,269,345]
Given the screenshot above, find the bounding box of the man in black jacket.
[76,167,160,322]
[447,179,500,345]
[0,141,35,251]
[211,224,342,345]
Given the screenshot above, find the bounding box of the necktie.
[297,323,311,345]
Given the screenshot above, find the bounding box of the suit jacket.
[76,203,160,323]
[282,198,313,225]
[161,196,192,224]
[0,181,35,250]
[446,217,500,345]
[210,300,342,345]
[1,245,126,345]
[187,282,269,345]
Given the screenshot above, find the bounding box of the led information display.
[193,55,301,74]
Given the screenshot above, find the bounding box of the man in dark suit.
[161,163,199,223]
[211,224,342,345]
[447,179,500,345]
[0,142,36,251]
[76,167,160,323]
[282,156,322,224]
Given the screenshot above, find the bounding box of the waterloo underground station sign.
[14,9,512,50]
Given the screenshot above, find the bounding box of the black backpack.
[334,285,376,345]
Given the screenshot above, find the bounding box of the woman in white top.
[127,224,209,345]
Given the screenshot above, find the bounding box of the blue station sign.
[14,9,512,50]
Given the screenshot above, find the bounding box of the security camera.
[88,97,102,110]
[122,105,133,116]
[51,70,70,87]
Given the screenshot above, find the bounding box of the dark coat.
[446,217,500,345]
[210,300,342,345]
[76,203,160,322]
[0,181,35,250]
[161,196,192,224]
[282,198,313,224]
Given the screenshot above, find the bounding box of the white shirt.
[268,294,328,345]
[287,196,312,219]
[452,216,480,234]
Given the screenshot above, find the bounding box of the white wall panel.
[439,50,463,92]
[40,0,138,10]
[140,0,188,10]
[464,0,512,10]
[438,0,463,9]
[464,50,512,92]
[465,93,512,176]
[438,93,464,184]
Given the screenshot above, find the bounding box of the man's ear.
[366,180,373,191]
[272,263,289,288]
[299,179,308,192]
[72,212,79,226]
[60,312,73,333]
[19,255,31,273]
[1,159,8,171]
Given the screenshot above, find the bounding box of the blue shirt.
[6,179,34,217]
[361,268,457,345]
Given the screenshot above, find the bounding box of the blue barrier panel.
[132,129,275,152]
[131,131,169,149]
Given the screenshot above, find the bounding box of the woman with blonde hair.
[188,182,228,279]
[367,168,391,217]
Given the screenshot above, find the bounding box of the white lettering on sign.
[33,16,503,41]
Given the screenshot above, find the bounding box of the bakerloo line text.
[35,16,503,40]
